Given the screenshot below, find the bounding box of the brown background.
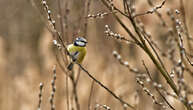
[0,0,193,110]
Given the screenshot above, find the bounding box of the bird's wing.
[71,51,80,62]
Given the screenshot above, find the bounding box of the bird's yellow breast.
[67,44,87,64]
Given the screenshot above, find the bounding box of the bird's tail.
[67,62,74,70]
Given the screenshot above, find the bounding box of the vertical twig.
[37,82,44,110]
[88,80,95,110]
[64,1,69,43]
[83,0,92,37]
[179,0,193,52]
[50,65,57,110]
[70,71,80,110]
[57,0,64,40]
[75,67,81,85]
[66,70,70,110]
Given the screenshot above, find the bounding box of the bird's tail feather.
[67,62,74,70]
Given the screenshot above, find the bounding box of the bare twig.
[88,80,95,110]
[134,0,166,18]
[136,77,166,109]
[83,0,92,37]
[37,82,44,110]
[78,64,136,110]
[175,10,193,67]
[104,25,137,45]
[86,11,116,19]
[179,0,193,52]
[146,0,168,27]
[100,1,193,109]
[64,1,69,43]
[41,0,68,52]
[113,50,178,101]
[50,65,57,110]
[142,61,175,110]
[94,104,111,110]
[69,71,80,110]
[66,69,70,110]
[112,51,141,75]
[101,0,179,97]
[57,0,65,40]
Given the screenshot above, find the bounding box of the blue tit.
[67,37,87,70]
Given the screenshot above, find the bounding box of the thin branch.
[83,0,92,37]
[41,0,68,52]
[100,1,192,109]
[179,0,193,52]
[64,1,69,43]
[134,0,166,18]
[140,27,168,73]
[57,0,65,40]
[94,104,111,110]
[78,64,136,110]
[50,65,57,110]
[86,11,116,19]
[100,0,142,48]
[142,61,175,110]
[112,50,141,75]
[37,82,44,110]
[104,25,137,45]
[125,0,179,96]
[54,49,70,110]
[69,72,80,110]
[75,67,81,86]
[136,78,166,108]
[66,69,70,110]
[147,0,168,27]
[88,80,95,110]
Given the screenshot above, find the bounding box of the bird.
[67,37,87,70]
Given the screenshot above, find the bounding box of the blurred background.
[0,0,193,110]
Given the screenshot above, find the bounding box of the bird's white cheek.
[76,41,85,46]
